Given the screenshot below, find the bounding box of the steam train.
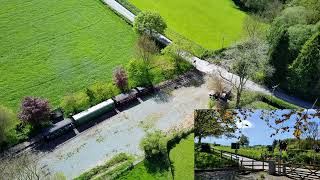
[43,87,149,140]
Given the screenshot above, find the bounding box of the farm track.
[104,0,317,109]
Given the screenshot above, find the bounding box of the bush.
[288,32,320,101]
[287,24,318,60]
[18,97,51,127]
[87,82,118,105]
[127,59,153,87]
[0,106,16,149]
[140,130,168,163]
[113,66,129,92]
[60,92,90,116]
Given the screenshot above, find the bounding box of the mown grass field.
[169,133,194,180]
[128,0,247,50]
[0,0,137,111]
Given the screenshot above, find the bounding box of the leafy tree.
[134,35,159,63]
[113,66,128,92]
[18,97,51,126]
[140,130,168,164]
[127,59,153,87]
[287,24,318,60]
[0,106,14,144]
[195,110,238,143]
[133,11,167,36]
[220,38,272,108]
[267,28,290,87]
[238,134,250,146]
[272,139,278,149]
[290,0,320,23]
[288,32,320,100]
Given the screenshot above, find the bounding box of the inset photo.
[194,109,320,180]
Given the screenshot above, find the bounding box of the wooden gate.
[277,162,320,179]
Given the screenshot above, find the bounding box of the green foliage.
[275,6,313,26]
[287,24,319,60]
[267,28,290,86]
[139,130,168,163]
[290,0,320,23]
[127,59,153,87]
[0,0,137,111]
[88,83,119,105]
[133,11,167,35]
[60,92,90,116]
[239,134,250,146]
[0,106,16,149]
[74,153,132,180]
[288,32,320,100]
[195,151,238,169]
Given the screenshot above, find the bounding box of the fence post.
[252,160,254,170]
[240,160,243,169]
[282,163,286,175]
[263,161,264,170]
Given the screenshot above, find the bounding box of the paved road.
[103,0,317,109]
[34,73,209,179]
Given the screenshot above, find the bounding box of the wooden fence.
[277,162,320,180]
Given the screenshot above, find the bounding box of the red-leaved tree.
[18,97,51,126]
[113,66,128,92]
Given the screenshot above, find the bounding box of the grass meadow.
[0,0,137,111]
[169,133,194,180]
[128,0,247,50]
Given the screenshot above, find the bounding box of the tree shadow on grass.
[143,157,170,175]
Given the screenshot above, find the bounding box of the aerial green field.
[128,0,247,50]
[169,133,194,180]
[118,134,194,180]
[0,0,137,111]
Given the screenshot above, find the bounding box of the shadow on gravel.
[76,110,118,133]
[34,131,77,152]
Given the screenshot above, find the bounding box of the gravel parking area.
[34,72,209,179]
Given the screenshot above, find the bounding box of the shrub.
[60,92,90,116]
[140,130,168,163]
[288,32,320,101]
[88,82,118,105]
[127,59,153,87]
[287,24,318,60]
[0,106,15,147]
[18,97,51,127]
[113,66,128,92]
